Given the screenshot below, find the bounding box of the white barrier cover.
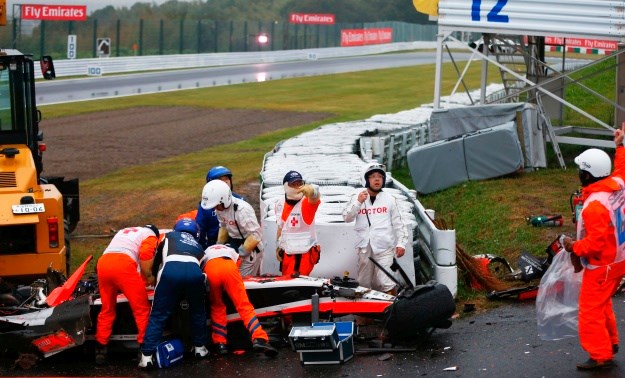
[259,84,506,297]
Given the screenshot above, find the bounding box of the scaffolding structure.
[431,0,625,149]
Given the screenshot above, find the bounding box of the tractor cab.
[0,50,44,177]
[0,49,78,281]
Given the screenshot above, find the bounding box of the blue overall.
[140,231,208,354]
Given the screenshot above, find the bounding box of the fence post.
[159,19,164,55]
[377,137,386,165]
[271,21,275,51]
[115,19,120,57]
[324,24,329,48]
[214,20,218,53]
[400,133,409,167]
[197,20,201,53]
[257,20,262,51]
[386,135,395,171]
[139,19,143,56]
[316,24,320,48]
[294,24,298,50]
[39,20,45,57]
[179,19,184,54]
[92,19,98,58]
[229,21,233,52]
[244,20,248,52]
[11,16,17,49]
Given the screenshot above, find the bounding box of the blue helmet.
[173,218,199,239]
[206,166,232,183]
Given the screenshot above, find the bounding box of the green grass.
[43,56,615,302]
[563,57,616,126]
[43,62,501,119]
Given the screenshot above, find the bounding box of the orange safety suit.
[278,197,321,277]
[573,145,625,363]
[203,245,268,345]
[95,227,159,346]
[177,209,198,221]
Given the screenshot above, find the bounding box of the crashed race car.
[0,256,455,360]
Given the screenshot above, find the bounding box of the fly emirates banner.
[22,4,87,21]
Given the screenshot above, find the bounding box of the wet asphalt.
[2,294,625,377]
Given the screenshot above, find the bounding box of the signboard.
[96,38,111,57]
[544,36,617,51]
[87,66,102,76]
[22,4,87,21]
[67,34,76,59]
[437,0,625,41]
[340,28,393,47]
[289,13,335,25]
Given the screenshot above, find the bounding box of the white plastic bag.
[536,251,583,341]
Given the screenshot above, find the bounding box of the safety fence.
[3,18,438,60]
[39,41,438,79]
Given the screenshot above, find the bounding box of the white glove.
[299,184,320,200]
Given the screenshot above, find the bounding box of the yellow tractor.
[0,49,79,281]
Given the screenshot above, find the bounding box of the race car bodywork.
[0,258,455,358]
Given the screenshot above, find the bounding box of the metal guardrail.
[360,123,429,171]
[40,41,446,79]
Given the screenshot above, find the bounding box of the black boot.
[214,343,228,356]
[576,358,615,370]
[252,338,278,357]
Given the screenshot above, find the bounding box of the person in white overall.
[200,179,263,277]
[342,162,408,295]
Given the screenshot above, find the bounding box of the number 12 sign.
[471,0,509,23]
[439,0,625,40]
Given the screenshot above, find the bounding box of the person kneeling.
[138,219,209,369]
[203,244,278,357]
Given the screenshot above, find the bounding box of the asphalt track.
[35,51,472,105]
[2,295,625,377]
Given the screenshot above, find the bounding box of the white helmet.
[574,148,611,178]
[201,180,232,210]
[361,162,386,188]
